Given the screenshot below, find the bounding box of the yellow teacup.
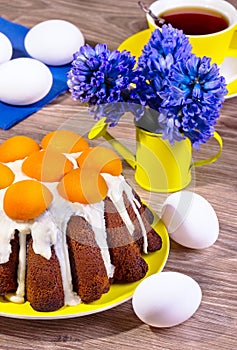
[147,0,237,65]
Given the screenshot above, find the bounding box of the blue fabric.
[0,17,71,130]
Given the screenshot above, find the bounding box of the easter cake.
[0,130,162,312]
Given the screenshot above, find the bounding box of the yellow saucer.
[0,214,169,320]
[118,29,237,99]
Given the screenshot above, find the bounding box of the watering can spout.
[88,118,136,169]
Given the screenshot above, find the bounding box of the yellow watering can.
[88,118,223,193]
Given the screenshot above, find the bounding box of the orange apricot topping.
[0,163,15,189]
[22,150,73,182]
[3,180,53,221]
[0,135,40,163]
[57,168,108,204]
[76,146,122,176]
[41,130,89,154]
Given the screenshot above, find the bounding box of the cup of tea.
[146,0,237,65]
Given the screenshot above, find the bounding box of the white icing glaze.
[102,173,148,253]
[47,182,115,279]
[130,200,148,254]
[4,232,27,304]
[15,232,27,302]
[31,211,58,260]
[4,293,25,304]
[81,201,115,278]
[0,186,31,263]
[53,225,81,306]
[6,159,29,182]
[0,152,148,308]
[102,174,135,236]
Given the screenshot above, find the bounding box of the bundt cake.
[0,130,162,312]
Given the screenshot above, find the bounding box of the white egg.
[161,191,219,249]
[0,57,53,105]
[132,272,202,328]
[24,19,85,66]
[0,33,13,64]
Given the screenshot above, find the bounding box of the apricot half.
[0,135,40,162]
[4,180,53,221]
[22,150,73,182]
[57,168,108,204]
[0,163,15,189]
[76,146,122,176]
[41,130,89,153]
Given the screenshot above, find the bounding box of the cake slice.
[25,235,65,312]
[0,230,19,295]
[104,195,149,282]
[66,215,111,303]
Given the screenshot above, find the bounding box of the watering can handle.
[192,131,223,167]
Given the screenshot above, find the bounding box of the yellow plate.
[118,29,237,99]
[0,215,169,319]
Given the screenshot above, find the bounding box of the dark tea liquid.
[158,7,229,35]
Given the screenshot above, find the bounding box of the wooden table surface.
[0,1,236,349]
